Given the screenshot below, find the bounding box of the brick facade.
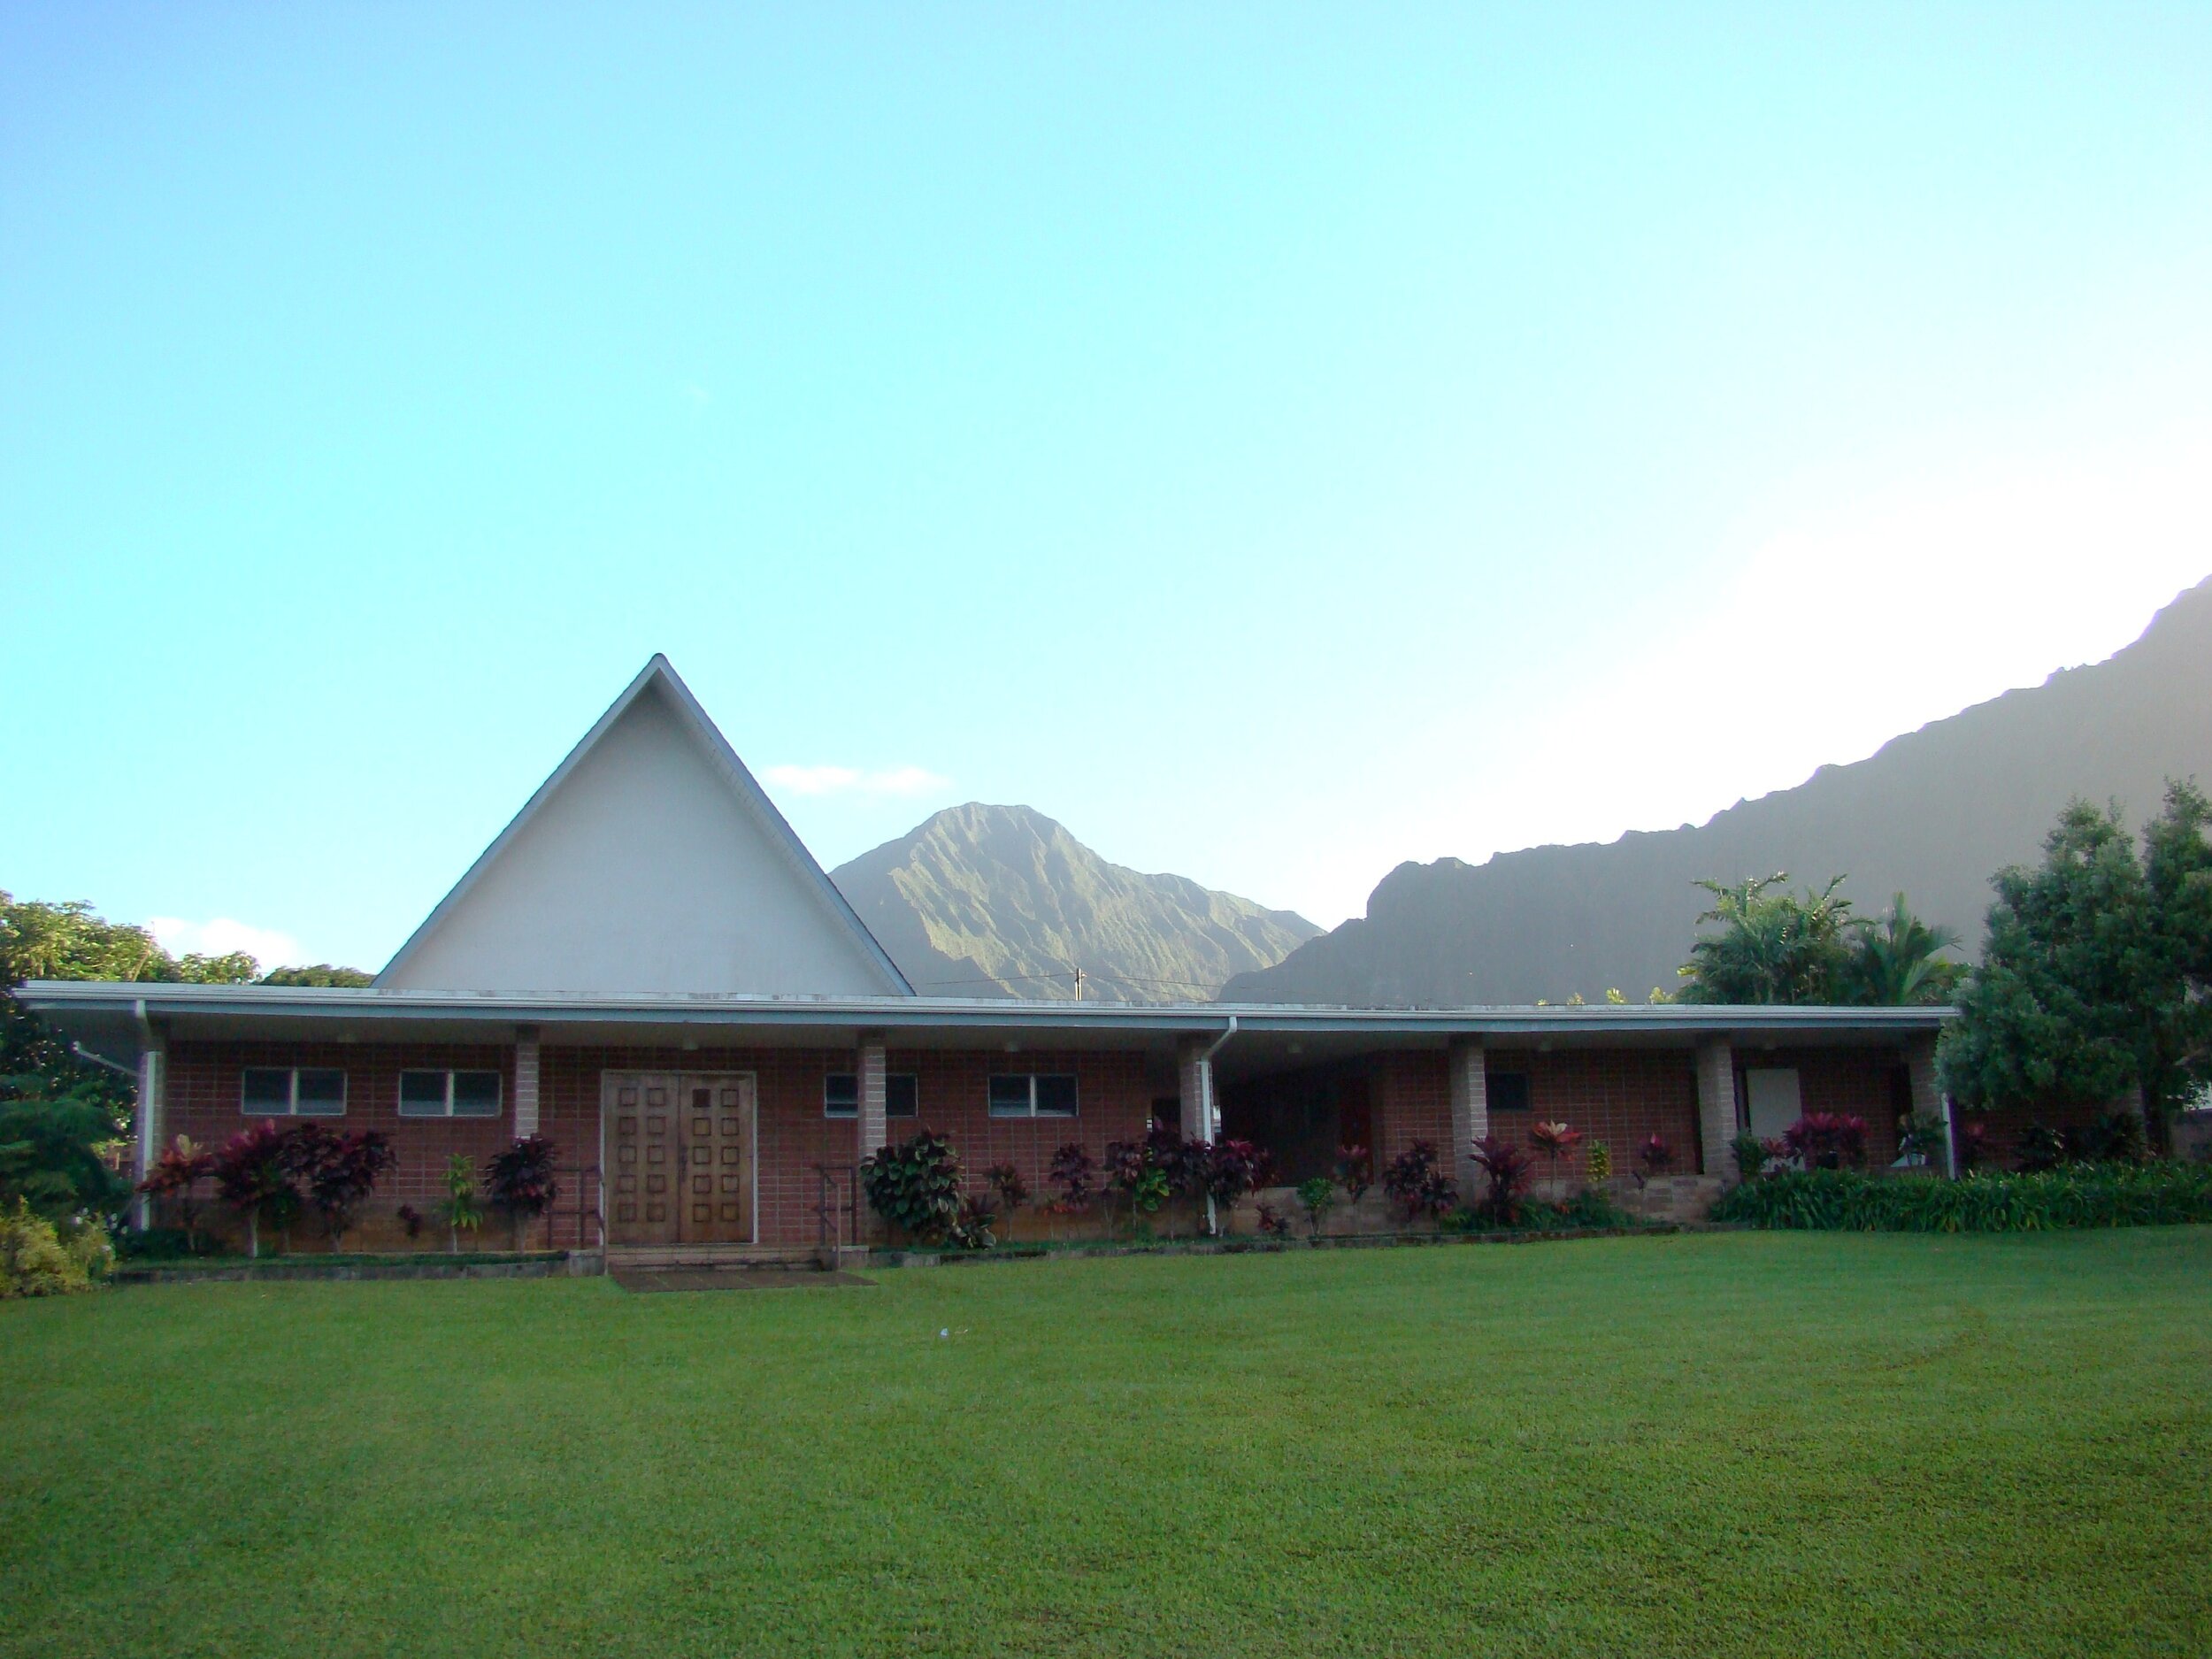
[162,1038,1158,1253]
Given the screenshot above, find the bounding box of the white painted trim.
[374,657,910,995]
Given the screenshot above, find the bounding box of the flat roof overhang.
[17,980,1955,1074]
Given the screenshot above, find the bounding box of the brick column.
[1178,1038,1217,1142]
[513,1025,541,1138]
[1695,1038,1736,1182]
[1902,1033,1949,1177]
[856,1033,888,1160]
[1448,1040,1487,1196]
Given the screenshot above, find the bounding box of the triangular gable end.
[376,657,914,996]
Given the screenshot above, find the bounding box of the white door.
[1744,1068,1802,1141]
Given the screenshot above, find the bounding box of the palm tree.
[1677,874,1855,1003]
[1844,895,1963,1006]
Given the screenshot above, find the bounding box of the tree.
[212,1123,301,1258]
[1841,895,1965,1007]
[485,1135,560,1248]
[1939,787,2212,1140]
[260,964,374,987]
[1677,875,1856,1004]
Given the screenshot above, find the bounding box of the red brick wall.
[163,1039,518,1251]
[1481,1048,1702,1179]
[1371,1051,1452,1172]
[165,1039,1158,1252]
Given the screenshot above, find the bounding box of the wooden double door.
[605,1072,756,1246]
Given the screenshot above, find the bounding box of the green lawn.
[4,1232,2209,1658]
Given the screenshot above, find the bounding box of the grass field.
[4,1230,2208,1658]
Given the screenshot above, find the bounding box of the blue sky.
[5,4,2210,971]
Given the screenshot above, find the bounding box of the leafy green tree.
[259,964,374,987]
[1841,894,1965,1007]
[0,1079,129,1221]
[1677,875,1856,1003]
[1939,787,2212,1137]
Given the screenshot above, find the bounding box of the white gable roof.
[376,657,913,997]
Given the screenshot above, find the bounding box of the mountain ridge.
[1221,573,2212,1007]
[831,802,1319,1002]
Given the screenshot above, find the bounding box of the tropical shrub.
[1470,1133,1534,1226]
[396,1203,424,1240]
[485,1135,561,1248]
[0,1199,110,1297]
[1636,1133,1673,1180]
[1783,1112,1867,1171]
[1294,1176,1336,1238]
[0,1079,131,1223]
[439,1154,483,1252]
[945,1194,996,1251]
[1200,1139,1273,1228]
[1333,1144,1372,1205]
[2016,1124,2064,1173]
[288,1125,396,1248]
[859,1130,964,1244]
[1381,1141,1456,1223]
[1897,1113,1947,1166]
[1731,1131,1770,1181]
[2062,1111,2147,1166]
[1710,1163,2212,1232]
[1584,1141,1612,1185]
[1046,1143,1095,1215]
[984,1162,1029,1232]
[1255,1202,1292,1238]
[1144,1123,1204,1199]
[1527,1120,1583,1187]
[137,1134,215,1245]
[211,1122,300,1257]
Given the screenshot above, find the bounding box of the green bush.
[1711,1164,2212,1233]
[860,1130,964,1243]
[0,1199,111,1297]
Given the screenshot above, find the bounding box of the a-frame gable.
[376,657,913,996]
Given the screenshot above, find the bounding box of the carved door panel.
[678,1076,754,1244]
[608,1074,680,1245]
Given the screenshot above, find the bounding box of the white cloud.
[762,764,951,798]
[146,917,303,969]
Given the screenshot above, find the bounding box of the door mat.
[611,1268,874,1293]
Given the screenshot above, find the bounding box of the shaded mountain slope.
[1223,574,2212,1007]
[832,803,1318,1002]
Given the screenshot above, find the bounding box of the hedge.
[1709,1163,2212,1233]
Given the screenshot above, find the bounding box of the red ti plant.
[486,1135,561,1249]
[1200,1139,1273,1234]
[1333,1145,1372,1206]
[211,1122,301,1258]
[137,1134,215,1248]
[1381,1140,1458,1224]
[1470,1133,1535,1226]
[1526,1120,1585,1190]
[1634,1133,1673,1187]
[1783,1112,1868,1171]
[1255,1202,1293,1239]
[984,1161,1029,1240]
[287,1125,397,1249]
[1046,1143,1095,1216]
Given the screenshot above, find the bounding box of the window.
[399,1069,503,1119]
[241,1066,347,1117]
[988,1073,1078,1118]
[1486,1071,1532,1114]
[823,1073,918,1119]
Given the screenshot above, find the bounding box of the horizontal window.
[241,1066,347,1118]
[1486,1071,1532,1114]
[399,1069,503,1118]
[988,1073,1078,1119]
[824,1073,919,1119]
